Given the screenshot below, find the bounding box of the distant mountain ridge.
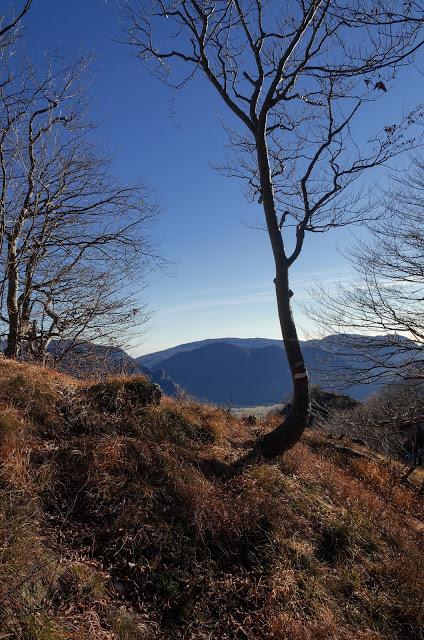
[43,335,420,407]
[151,342,292,406]
[137,335,421,405]
[137,337,285,369]
[138,338,355,406]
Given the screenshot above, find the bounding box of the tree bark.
[4,239,20,359]
[254,131,310,456]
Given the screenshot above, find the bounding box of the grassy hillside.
[0,358,422,639]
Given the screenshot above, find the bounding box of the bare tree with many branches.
[0,1,32,49]
[309,156,424,391]
[0,51,158,362]
[122,0,424,457]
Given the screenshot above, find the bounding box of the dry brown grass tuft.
[0,355,74,428]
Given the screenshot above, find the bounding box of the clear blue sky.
[24,0,424,355]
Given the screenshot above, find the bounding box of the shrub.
[82,375,162,414]
[320,383,424,463]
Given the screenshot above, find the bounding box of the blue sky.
[24,1,424,355]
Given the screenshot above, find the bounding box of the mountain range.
[49,335,419,407]
[137,335,411,405]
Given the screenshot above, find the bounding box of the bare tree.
[309,157,424,391]
[0,1,32,49]
[121,1,424,457]
[0,53,158,361]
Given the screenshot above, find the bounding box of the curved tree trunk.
[258,263,310,456]
[254,131,310,457]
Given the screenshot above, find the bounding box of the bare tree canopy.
[0,47,159,362]
[309,156,424,390]
[0,1,32,47]
[121,0,424,458]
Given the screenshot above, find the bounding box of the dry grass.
[0,357,422,639]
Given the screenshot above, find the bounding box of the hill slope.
[0,357,422,639]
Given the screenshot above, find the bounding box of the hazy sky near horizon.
[24,1,424,355]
